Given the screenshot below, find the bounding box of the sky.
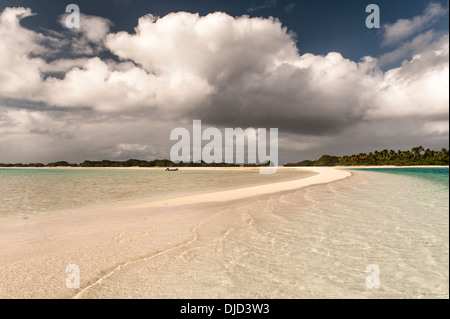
[0,0,448,164]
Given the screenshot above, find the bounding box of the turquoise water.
[0,167,447,298]
[354,167,449,186]
[75,168,449,298]
[149,167,448,298]
[0,168,313,221]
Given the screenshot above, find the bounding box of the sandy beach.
[0,167,350,298]
[1,166,448,299]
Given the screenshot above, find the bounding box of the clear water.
[0,167,448,298]
[80,167,448,299]
[0,168,313,221]
[354,167,449,186]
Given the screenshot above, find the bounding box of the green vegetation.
[285,147,449,167]
[47,161,77,167]
[0,163,46,168]
[1,148,448,168]
[0,159,241,168]
[77,159,242,168]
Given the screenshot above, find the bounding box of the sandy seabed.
[0,167,351,298]
[0,167,447,299]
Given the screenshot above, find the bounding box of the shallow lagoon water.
[0,168,313,221]
[77,168,449,299]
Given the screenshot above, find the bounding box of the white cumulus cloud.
[0,8,448,163]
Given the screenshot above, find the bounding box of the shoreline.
[0,165,448,170]
[0,166,352,298]
[0,167,349,224]
[0,166,447,298]
[132,167,351,208]
[0,165,445,223]
[337,165,449,169]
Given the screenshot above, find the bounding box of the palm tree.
[412,146,425,158]
[388,150,396,161]
[438,148,449,160]
[424,149,433,158]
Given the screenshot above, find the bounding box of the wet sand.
[0,167,351,298]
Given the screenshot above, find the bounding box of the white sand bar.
[132,167,351,208]
[0,167,351,299]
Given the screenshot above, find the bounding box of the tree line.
[1,147,448,168]
[284,147,449,167]
[0,159,243,168]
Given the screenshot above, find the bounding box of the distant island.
[285,147,449,167]
[0,159,271,168]
[0,147,448,168]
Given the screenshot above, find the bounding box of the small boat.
[165,168,179,172]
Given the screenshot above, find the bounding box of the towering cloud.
[0,7,448,163]
[0,7,46,100]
